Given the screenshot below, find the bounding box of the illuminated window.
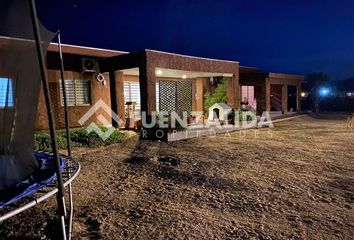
[60,80,91,106]
[0,78,14,107]
[124,81,141,116]
[241,85,257,110]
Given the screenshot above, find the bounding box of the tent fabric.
[0,152,65,208]
[0,0,56,191]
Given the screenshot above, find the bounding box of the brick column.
[109,71,126,127]
[282,84,288,114]
[196,78,204,112]
[139,60,156,115]
[115,71,125,121]
[265,77,271,112]
[227,74,240,110]
[297,81,301,112]
[191,78,196,111]
[109,71,118,127]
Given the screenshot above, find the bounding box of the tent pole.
[57,32,74,240]
[57,32,72,156]
[29,1,67,240]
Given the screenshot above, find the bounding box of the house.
[99,49,239,127]
[0,37,303,131]
[239,67,304,115]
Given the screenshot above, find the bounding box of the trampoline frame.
[0,152,80,222]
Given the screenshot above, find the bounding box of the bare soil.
[1,114,354,239]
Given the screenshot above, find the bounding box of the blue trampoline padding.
[0,152,65,208]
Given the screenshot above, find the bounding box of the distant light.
[156,69,163,76]
[301,92,306,97]
[319,87,330,96]
[347,92,353,97]
[182,75,187,79]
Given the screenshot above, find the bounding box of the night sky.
[37,0,354,80]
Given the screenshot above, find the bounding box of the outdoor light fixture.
[319,87,330,96]
[301,92,306,97]
[156,69,163,76]
[182,75,187,79]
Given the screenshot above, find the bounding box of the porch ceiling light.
[156,69,163,76]
[182,75,187,79]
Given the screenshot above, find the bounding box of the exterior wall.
[36,70,111,130]
[34,43,126,130]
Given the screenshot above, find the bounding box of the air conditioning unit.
[81,58,99,73]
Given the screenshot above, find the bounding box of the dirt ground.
[1,114,354,239]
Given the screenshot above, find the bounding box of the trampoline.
[0,1,80,239]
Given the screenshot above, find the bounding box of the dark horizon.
[37,0,354,81]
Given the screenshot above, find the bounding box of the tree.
[304,72,329,112]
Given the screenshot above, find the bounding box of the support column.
[265,77,271,112]
[282,84,288,114]
[116,71,125,121]
[191,79,196,111]
[139,60,156,115]
[296,81,301,112]
[196,78,204,112]
[255,83,266,114]
[227,74,240,110]
[109,71,119,127]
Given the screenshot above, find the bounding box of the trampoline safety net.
[0,0,55,191]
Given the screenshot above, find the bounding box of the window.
[123,81,160,115]
[124,81,141,115]
[0,78,14,107]
[60,80,91,106]
[241,85,257,110]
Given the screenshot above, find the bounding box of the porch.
[100,50,240,129]
[239,67,303,115]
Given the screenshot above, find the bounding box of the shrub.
[204,78,228,112]
[34,126,124,151]
[34,131,67,151]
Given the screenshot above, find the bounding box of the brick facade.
[32,42,302,131]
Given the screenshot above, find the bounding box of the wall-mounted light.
[156,69,163,76]
[301,92,306,97]
[182,75,187,79]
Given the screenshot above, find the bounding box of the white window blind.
[124,82,141,115]
[60,80,91,106]
[124,82,160,114]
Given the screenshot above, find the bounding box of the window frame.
[0,77,14,108]
[60,79,91,107]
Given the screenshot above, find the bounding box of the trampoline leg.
[67,183,74,240]
[60,215,67,240]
